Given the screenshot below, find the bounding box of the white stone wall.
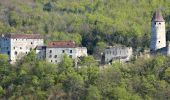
[46,47,77,64]
[76,47,87,57]
[104,47,133,63]
[0,37,44,63]
[46,47,87,64]
[150,21,166,51]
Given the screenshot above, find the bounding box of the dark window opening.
[13,47,15,49]
[31,42,33,44]
[50,50,52,53]
[70,50,72,53]
[54,55,57,58]
[51,60,52,62]
[20,47,22,49]
[159,41,160,43]
[159,22,161,25]
[155,22,156,25]
[62,50,65,53]
[8,51,10,55]
[15,51,17,55]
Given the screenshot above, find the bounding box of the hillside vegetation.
[0,0,170,53]
[0,53,170,99]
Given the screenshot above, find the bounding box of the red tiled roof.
[47,41,76,48]
[5,33,43,39]
[152,10,164,22]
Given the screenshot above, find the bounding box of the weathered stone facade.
[0,33,44,64]
[0,34,87,64]
[104,46,133,63]
[45,41,87,64]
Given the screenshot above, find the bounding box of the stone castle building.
[0,33,44,63]
[0,33,87,64]
[150,10,170,55]
[45,41,87,64]
[104,46,133,63]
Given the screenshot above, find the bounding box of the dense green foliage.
[0,52,170,99]
[1,0,170,53]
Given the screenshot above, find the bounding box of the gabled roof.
[152,10,165,22]
[4,33,43,39]
[47,40,76,48]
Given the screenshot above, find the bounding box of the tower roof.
[152,10,165,22]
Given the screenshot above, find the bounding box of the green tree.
[86,85,101,100]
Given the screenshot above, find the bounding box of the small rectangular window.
[62,50,65,53]
[15,51,17,55]
[54,55,57,58]
[50,50,52,53]
[70,50,72,53]
[8,51,10,55]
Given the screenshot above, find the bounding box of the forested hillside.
[0,0,170,53]
[0,52,170,99]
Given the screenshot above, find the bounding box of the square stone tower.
[150,10,166,52]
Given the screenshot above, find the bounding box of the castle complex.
[0,34,87,64]
[0,10,170,64]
